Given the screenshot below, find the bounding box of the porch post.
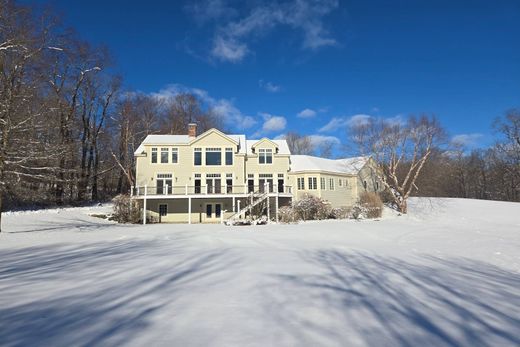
[276,191,279,223]
[143,185,148,225]
[232,196,236,213]
[237,200,241,217]
[188,197,192,224]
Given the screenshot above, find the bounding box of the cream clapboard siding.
[289,172,358,207]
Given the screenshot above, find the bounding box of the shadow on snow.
[265,250,520,347]
[0,240,236,347]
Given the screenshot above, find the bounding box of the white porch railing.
[131,184,292,197]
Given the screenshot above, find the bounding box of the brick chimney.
[188,123,197,138]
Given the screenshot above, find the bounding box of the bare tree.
[350,114,446,213]
[285,132,314,155]
[0,0,64,231]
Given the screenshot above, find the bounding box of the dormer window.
[258,149,273,164]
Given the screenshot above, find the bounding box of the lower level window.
[159,204,168,217]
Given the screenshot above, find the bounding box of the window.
[308,177,317,190]
[206,148,222,166]
[151,148,158,163]
[225,148,233,165]
[194,148,202,166]
[339,179,342,187]
[160,148,169,163]
[363,180,368,190]
[375,181,379,191]
[159,204,168,217]
[297,177,305,190]
[320,177,326,190]
[278,173,284,178]
[258,149,273,164]
[171,148,178,164]
[329,178,335,190]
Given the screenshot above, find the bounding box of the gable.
[251,138,279,150]
[189,128,238,147]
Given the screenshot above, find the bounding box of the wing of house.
[132,124,381,224]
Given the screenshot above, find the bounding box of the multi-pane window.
[225,148,233,165]
[297,177,305,190]
[194,148,202,166]
[339,179,342,187]
[258,149,273,164]
[206,148,222,165]
[151,148,158,163]
[160,148,169,163]
[320,177,326,190]
[329,178,335,190]
[308,177,317,190]
[171,148,178,164]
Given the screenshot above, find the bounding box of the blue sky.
[29,0,520,152]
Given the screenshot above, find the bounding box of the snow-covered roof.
[290,155,369,175]
[245,140,291,155]
[134,133,248,155]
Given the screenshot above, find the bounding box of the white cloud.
[319,113,406,132]
[319,117,347,132]
[297,108,317,118]
[307,134,340,146]
[211,37,248,63]
[151,84,256,129]
[259,80,282,93]
[207,0,338,62]
[185,0,237,24]
[260,112,287,132]
[346,114,372,127]
[451,133,483,147]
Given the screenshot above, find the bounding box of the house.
[132,124,381,224]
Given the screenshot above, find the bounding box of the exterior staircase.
[226,190,270,224]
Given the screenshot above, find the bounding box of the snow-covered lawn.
[0,198,519,347]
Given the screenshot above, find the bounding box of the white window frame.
[258,148,273,164]
[171,148,178,164]
[297,177,305,190]
[160,147,169,164]
[320,177,326,190]
[329,178,335,190]
[151,147,158,163]
[308,177,317,190]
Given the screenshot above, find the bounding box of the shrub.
[112,194,141,223]
[330,207,351,219]
[358,192,383,218]
[292,194,331,221]
[278,206,297,223]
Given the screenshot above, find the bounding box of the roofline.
[189,128,239,145]
[288,170,357,176]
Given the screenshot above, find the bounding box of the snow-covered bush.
[330,207,351,219]
[358,192,383,218]
[278,206,297,223]
[292,194,331,221]
[112,194,141,223]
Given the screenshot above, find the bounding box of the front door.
[248,179,255,193]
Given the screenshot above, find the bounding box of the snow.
[0,198,519,347]
[134,133,248,155]
[290,155,369,174]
